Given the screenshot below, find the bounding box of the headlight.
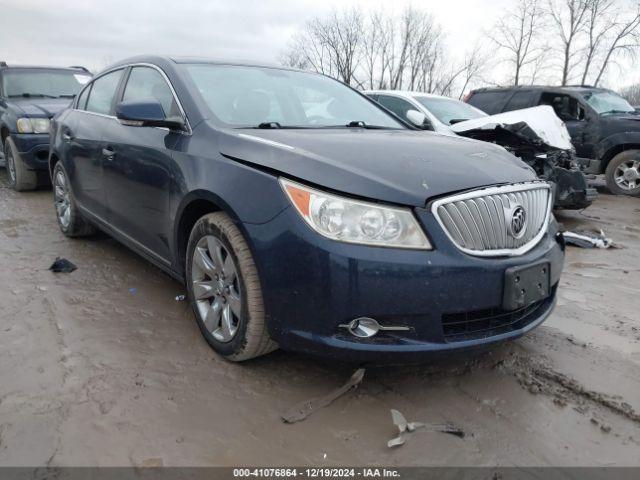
[280,178,432,250]
[16,117,50,134]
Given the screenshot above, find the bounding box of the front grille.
[432,183,552,256]
[441,290,554,343]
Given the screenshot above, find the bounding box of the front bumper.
[245,204,565,363]
[10,133,50,170]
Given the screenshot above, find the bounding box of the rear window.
[466,90,511,114]
[503,90,535,112]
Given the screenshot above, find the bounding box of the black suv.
[466,85,640,196]
[0,62,92,190]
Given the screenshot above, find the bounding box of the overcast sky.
[0,0,636,90]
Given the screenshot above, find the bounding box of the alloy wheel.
[191,235,242,343]
[54,170,71,228]
[6,148,16,184]
[614,159,640,191]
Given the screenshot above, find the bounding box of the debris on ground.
[563,229,613,249]
[175,294,186,301]
[129,288,137,295]
[49,257,77,273]
[281,369,365,424]
[387,409,465,448]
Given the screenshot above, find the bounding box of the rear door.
[65,69,124,219]
[101,65,185,262]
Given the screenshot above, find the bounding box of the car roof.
[105,55,302,73]
[0,64,90,73]
[469,85,610,94]
[365,90,451,100]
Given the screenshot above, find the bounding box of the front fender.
[595,132,640,163]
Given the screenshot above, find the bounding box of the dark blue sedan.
[49,56,564,362]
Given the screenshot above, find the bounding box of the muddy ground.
[0,170,638,467]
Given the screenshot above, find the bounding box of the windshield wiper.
[58,94,76,98]
[8,93,57,99]
[257,122,281,129]
[345,120,395,129]
[602,109,635,115]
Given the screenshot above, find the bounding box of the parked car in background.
[49,56,564,362]
[366,90,595,210]
[0,62,91,190]
[466,85,640,197]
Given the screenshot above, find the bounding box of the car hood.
[218,128,537,207]
[8,97,72,118]
[450,106,574,151]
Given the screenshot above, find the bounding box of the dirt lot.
[0,169,638,467]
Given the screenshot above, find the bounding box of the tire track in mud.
[497,353,640,425]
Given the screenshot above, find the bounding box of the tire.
[605,150,640,197]
[4,137,37,191]
[52,162,96,237]
[186,212,277,361]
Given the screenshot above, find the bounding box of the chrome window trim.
[430,181,552,257]
[72,62,192,135]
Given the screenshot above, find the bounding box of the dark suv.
[0,62,91,190]
[466,85,640,196]
[49,56,564,362]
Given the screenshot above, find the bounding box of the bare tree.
[548,0,591,85]
[580,0,617,84]
[592,4,640,85]
[490,0,546,85]
[620,83,640,104]
[280,8,363,85]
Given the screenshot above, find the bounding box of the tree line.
[280,0,640,98]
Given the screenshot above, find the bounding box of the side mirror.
[406,109,432,130]
[116,100,185,130]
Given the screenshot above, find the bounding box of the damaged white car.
[365,90,596,210]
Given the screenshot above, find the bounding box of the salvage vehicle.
[366,90,595,209]
[0,62,91,190]
[49,56,565,362]
[466,85,640,197]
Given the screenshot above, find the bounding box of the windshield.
[2,69,91,98]
[414,96,487,125]
[582,90,634,114]
[184,64,403,129]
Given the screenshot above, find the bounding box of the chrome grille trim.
[431,182,552,257]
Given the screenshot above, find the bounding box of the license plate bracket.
[503,261,550,311]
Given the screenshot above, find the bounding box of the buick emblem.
[508,205,527,239]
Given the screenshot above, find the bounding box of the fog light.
[346,317,380,338]
[339,317,411,338]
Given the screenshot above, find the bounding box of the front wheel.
[605,150,640,196]
[4,137,37,191]
[186,212,277,361]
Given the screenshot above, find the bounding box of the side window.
[467,91,510,114]
[376,95,416,122]
[76,86,90,110]
[122,67,180,117]
[504,91,534,111]
[85,69,124,115]
[540,92,585,121]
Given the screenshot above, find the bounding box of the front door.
[102,66,185,262]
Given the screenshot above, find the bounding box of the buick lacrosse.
[49,56,564,361]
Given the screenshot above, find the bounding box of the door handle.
[102,147,115,159]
